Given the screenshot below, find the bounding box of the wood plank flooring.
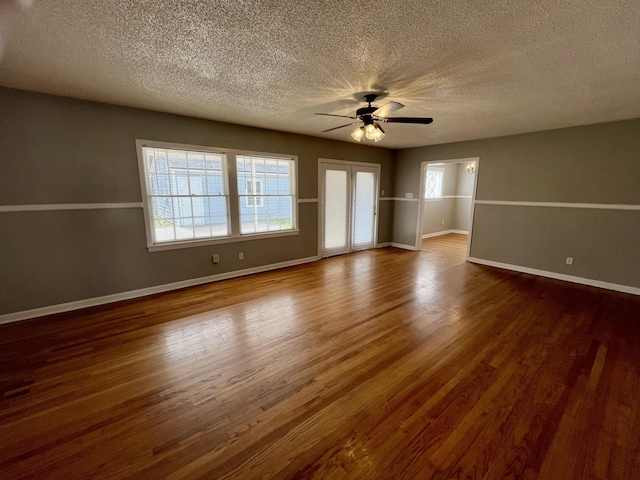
[421,233,468,258]
[1,244,639,479]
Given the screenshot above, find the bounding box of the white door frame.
[318,158,381,258]
[415,157,480,259]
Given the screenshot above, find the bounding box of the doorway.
[319,159,379,257]
[416,158,479,259]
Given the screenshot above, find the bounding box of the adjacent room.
[1,1,639,479]
[420,159,477,259]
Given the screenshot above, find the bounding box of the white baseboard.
[422,229,469,239]
[0,256,321,325]
[376,242,420,252]
[389,242,419,251]
[467,257,640,296]
[376,241,417,251]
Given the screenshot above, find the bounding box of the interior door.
[321,161,378,257]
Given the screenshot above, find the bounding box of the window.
[140,146,229,244]
[137,141,297,251]
[425,167,444,199]
[237,155,295,234]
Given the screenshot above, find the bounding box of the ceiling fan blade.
[383,117,433,124]
[315,113,358,119]
[321,122,359,133]
[373,101,404,118]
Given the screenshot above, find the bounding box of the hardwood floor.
[421,233,468,258]
[1,246,639,479]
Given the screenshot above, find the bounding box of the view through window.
[139,143,297,249]
[425,167,444,199]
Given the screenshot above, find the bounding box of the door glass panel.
[352,171,375,247]
[324,169,348,250]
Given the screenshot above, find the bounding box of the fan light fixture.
[316,93,433,144]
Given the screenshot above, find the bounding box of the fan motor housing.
[356,106,378,117]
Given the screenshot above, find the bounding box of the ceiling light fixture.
[317,93,433,145]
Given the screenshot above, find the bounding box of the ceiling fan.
[315,93,433,143]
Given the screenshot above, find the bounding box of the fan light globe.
[351,127,365,142]
[365,123,377,139]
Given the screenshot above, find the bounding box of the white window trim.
[424,167,445,200]
[136,140,299,252]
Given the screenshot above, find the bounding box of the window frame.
[136,140,299,252]
[424,166,445,201]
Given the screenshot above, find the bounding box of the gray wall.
[0,87,395,315]
[395,119,640,289]
[422,198,455,235]
[453,162,475,232]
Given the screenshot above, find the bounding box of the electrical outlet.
[566,257,573,265]
[442,220,445,225]
[381,189,384,196]
[239,252,244,260]
[212,254,219,264]
[405,192,413,199]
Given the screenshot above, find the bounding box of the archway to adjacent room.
[415,158,479,259]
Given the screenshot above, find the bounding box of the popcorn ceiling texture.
[0,0,638,148]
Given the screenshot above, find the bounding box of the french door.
[320,161,379,257]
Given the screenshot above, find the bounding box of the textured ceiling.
[1,0,639,149]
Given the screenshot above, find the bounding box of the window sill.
[147,229,300,252]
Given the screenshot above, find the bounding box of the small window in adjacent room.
[425,167,444,199]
